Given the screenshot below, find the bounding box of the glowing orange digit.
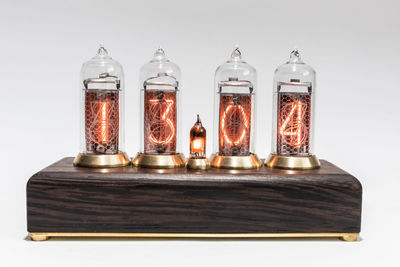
[192,138,204,153]
[221,104,249,145]
[100,102,108,143]
[279,100,303,147]
[149,99,175,145]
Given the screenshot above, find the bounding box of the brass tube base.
[265,154,320,170]
[28,232,359,242]
[186,158,210,170]
[73,152,130,168]
[132,153,186,168]
[209,153,262,170]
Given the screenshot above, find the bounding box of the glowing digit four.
[279,100,303,147]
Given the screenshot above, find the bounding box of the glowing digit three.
[221,104,249,145]
[279,100,303,147]
[149,99,175,145]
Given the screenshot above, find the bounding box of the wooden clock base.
[27,158,362,241]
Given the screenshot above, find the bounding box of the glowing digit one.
[100,102,108,143]
[279,100,304,147]
[85,90,119,154]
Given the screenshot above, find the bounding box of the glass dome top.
[274,49,315,86]
[215,46,257,93]
[140,47,181,90]
[80,46,124,90]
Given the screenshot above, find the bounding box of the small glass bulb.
[189,114,206,159]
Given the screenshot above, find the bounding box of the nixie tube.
[132,48,185,168]
[74,46,130,168]
[209,47,262,169]
[266,49,320,169]
[186,115,210,170]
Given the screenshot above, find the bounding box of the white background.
[1,0,399,266]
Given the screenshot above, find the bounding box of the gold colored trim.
[186,158,210,170]
[132,153,186,168]
[209,153,262,170]
[340,234,359,242]
[265,154,320,170]
[28,232,359,241]
[29,234,49,241]
[73,152,130,168]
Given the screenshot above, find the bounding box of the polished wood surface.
[27,157,362,234]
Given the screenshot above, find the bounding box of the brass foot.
[186,158,210,170]
[73,152,131,168]
[29,233,49,241]
[340,234,358,242]
[132,153,186,168]
[209,153,262,170]
[265,154,320,170]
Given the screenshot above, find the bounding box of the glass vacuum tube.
[132,48,185,168]
[186,115,210,170]
[209,47,261,169]
[190,115,206,159]
[265,49,320,169]
[74,46,130,167]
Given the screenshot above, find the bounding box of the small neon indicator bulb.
[190,114,207,159]
[186,114,210,170]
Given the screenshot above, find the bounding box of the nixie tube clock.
[209,47,262,169]
[265,49,320,169]
[132,48,185,168]
[73,46,130,167]
[186,115,210,170]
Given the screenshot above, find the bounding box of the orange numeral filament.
[100,102,108,143]
[221,104,249,146]
[149,99,175,145]
[279,100,303,147]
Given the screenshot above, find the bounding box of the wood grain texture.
[27,158,362,233]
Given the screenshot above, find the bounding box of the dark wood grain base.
[27,158,362,241]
